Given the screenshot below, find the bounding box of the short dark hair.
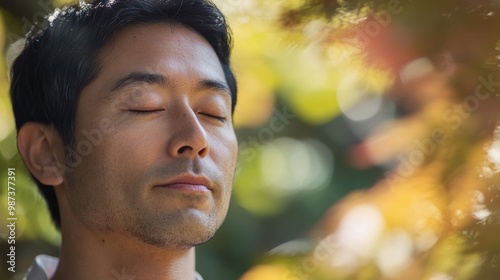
[10,0,237,229]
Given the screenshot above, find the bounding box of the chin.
[127,209,221,249]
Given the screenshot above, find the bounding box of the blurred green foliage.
[241,1,500,280]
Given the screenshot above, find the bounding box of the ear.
[17,123,65,186]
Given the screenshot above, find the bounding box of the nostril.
[177,146,193,155]
[177,146,191,154]
[198,147,208,157]
[176,145,208,158]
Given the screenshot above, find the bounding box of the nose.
[167,109,209,159]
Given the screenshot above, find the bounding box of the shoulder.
[195,271,204,280]
[24,254,59,280]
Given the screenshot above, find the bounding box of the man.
[10,0,238,279]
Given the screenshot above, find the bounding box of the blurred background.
[2,0,500,279]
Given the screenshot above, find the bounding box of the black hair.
[10,0,237,229]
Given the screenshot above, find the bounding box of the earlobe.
[17,123,65,186]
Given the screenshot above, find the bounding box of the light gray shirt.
[24,254,204,280]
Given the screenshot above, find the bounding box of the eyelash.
[129,109,164,115]
[201,113,227,123]
[130,110,226,123]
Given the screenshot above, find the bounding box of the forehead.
[96,23,225,88]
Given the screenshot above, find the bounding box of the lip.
[155,174,213,192]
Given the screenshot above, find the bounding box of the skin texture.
[17,23,238,279]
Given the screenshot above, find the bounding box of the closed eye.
[129,109,164,115]
[200,113,226,123]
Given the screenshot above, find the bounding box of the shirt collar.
[25,254,204,280]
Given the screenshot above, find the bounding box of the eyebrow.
[110,71,167,92]
[108,71,231,97]
[196,79,231,96]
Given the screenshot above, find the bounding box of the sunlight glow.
[399,57,434,84]
[376,229,413,277]
[329,204,384,271]
[261,138,333,195]
[337,70,383,121]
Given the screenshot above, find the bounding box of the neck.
[52,203,196,280]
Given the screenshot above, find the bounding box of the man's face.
[63,23,238,248]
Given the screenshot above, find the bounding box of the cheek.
[68,136,147,208]
[211,131,238,168]
[105,120,164,159]
[73,126,155,181]
[94,136,156,190]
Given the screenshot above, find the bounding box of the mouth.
[155,173,213,193]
